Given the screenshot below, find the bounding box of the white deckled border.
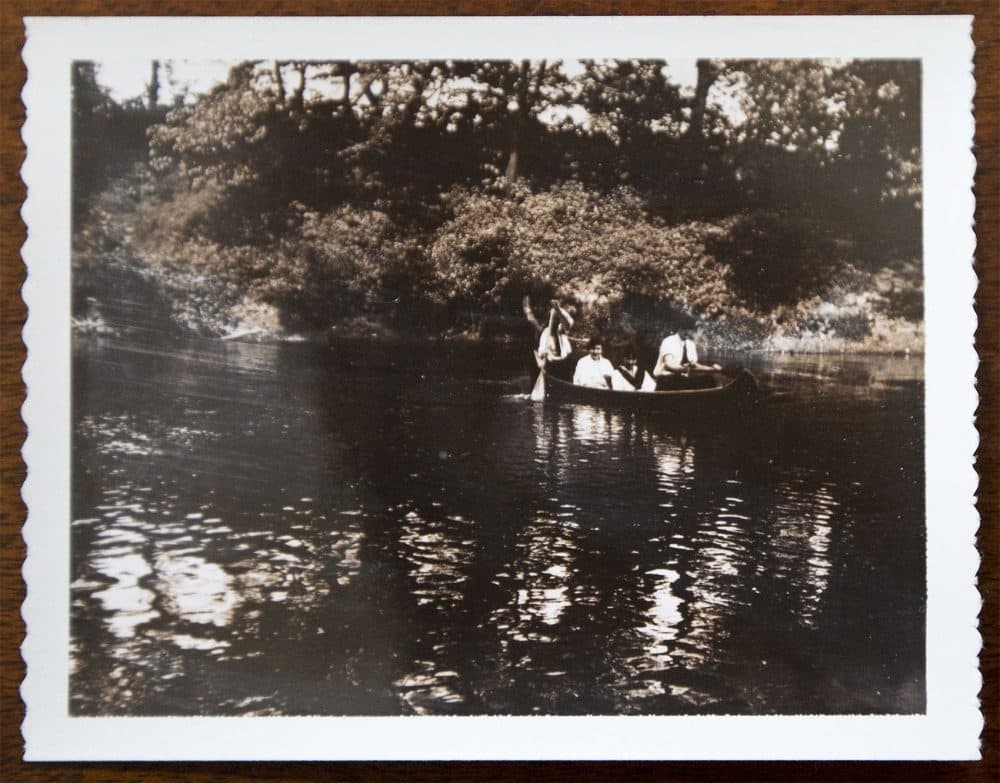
[20,15,980,761]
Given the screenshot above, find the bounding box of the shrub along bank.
[74,171,922,354]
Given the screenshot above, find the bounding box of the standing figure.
[534,300,575,375]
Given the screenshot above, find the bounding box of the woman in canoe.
[572,336,616,389]
[611,347,657,392]
[534,300,575,373]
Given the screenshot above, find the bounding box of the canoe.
[542,366,760,414]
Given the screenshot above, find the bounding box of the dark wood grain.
[2,2,995,780]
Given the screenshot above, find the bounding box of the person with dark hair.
[573,336,615,389]
[528,299,575,400]
[653,327,721,384]
[612,348,656,392]
[534,300,574,366]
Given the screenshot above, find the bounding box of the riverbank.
[72,162,925,358]
[72,251,923,356]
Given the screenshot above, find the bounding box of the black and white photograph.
[20,16,979,760]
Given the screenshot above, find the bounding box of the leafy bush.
[244,206,416,329]
[707,211,844,310]
[73,160,922,350]
[429,182,751,332]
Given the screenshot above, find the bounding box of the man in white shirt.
[573,337,615,389]
[653,329,721,378]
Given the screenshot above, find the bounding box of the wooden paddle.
[530,351,546,401]
[530,368,546,401]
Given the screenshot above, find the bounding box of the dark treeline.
[72,58,922,348]
[72,62,167,221]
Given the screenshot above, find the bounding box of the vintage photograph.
[66,54,928,718]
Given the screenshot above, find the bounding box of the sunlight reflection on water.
[71,338,926,716]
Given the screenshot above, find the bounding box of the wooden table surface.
[1,3,995,780]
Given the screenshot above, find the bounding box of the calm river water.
[70,335,925,715]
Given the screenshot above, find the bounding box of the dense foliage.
[72,62,165,219]
[429,184,740,321]
[72,58,923,348]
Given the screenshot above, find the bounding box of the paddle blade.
[530,372,546,402]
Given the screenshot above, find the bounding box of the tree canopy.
[73,57,923,345]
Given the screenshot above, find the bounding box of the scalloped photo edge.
[19,15,980,760]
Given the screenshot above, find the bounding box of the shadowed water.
[70,336,924,715]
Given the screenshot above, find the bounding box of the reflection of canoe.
[543,366,759,414]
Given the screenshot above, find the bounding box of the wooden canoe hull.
[543,367,759,414]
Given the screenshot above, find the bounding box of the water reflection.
[652,432,695,503]
[90,551,158,639]
[393,509,476,713]
[71,358,378,713]
[769,477,837,628]
[497,514,582,642]
[71,338,926,716]
[398,509,474,609]
[523,397,873,711]
[638,568,684,653]
[679,491,754,673]
[154,553,239,628]
[570,405,627,445]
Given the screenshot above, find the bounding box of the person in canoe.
[653,328,722,389]
[573,336,616,389]
[611,348,657,392]
[534,299,575,372]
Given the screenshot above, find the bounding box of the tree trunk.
[504,59,534,189]
[273,61,286,104]
[292,62,307,113]
[336,61,356,120]
[147,60,160,109]
[687,59,720,140]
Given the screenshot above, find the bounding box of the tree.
[73,62,113,221]
[84,57,923,340]
[147,61,160,109]
[73,62,164,224]
[572,59,739,217]
[834,59,921,261]
[716,58,921,262]
[685,59,724,141]
[148,61,388,240]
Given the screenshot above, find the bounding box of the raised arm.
[557,305,574,330]
[546,301,574,330]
